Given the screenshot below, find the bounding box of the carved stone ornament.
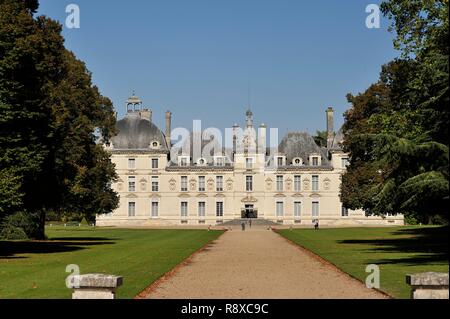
[207,178,215,191]
[189,178,197,191]
[226,178,233,191]
[265,178,273,191]
[323,178,331,190]
[303,178,310,191]
[169,178,176,191]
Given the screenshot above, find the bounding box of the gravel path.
[141,227,387,299]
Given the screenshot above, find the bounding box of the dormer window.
[312,157,319,166]
[309,155,321,166]
[179,156,190,167]
[292,157,303,166]
[151,141,160,149]
[197,158,207,166]
[214,156,225,167]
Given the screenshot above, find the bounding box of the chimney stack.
[165,111,172,148]
[258,123,267,155]
[326,107,334,149]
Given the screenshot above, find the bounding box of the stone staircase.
[221,218,279,227]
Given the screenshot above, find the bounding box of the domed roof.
[278,132,330,166]
[111,112,168,151]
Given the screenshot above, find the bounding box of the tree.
[313,131,328,148]
[341,0,449,223]
[0,0,118,239]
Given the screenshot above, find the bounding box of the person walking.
[241,221,246,231]
[249,219,252,228]
[314,220,320,230]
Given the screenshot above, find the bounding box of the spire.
[246,107,253,128]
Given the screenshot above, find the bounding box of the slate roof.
[111,112,168,151]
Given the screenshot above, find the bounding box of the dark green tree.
[341,0,449,223]
[0,0,118,238]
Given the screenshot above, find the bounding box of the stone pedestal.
[71,274,123,299]
[406,272,449,299]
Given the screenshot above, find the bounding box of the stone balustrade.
[71,274,123,299]
[406,272,449,299]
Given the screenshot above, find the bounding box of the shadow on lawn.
[0,238,115,260]
[338,226,449,266]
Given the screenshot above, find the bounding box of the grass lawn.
[277,226,449,299]
[0,227,224,299]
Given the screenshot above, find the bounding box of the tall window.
[181,176,188,192]
[198,176,205,192]
[151,176,159,192]
[128,158,136,169]
[198,202,206,217]
[277,157,284,166]
[341,158,349,168]
[216,157,225,166]
[180,202,188,218]
[216,202,224,217]
[246,158,253,169]
[151,202,159,217]
[341,206,349,217]
[151,158,159,169]
[312,157,319,166]
[246,176,253,192]
[180,157,188,166]
[312,175,319,191]
[276,175,284,192]
[128,176,136,192]
[216,176,223,192]
[312,201,319,217]
[294,175,301,192]
[128,202,136,217]
[294,202,301,218]
[276,202,284,217]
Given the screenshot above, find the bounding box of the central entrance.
[242,204,258,219]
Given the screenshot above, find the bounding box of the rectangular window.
[198,176,205,192]
[342,206,349,217]
[216,202,224,217]
[128,158,136,169]
[198,202,206,217]
[246,176,253,192]
[276,175,284,192]
[294,175,301,192]
[216,157,225,166]
[151,176,159,192]
[294,201,301,218]
[151,202,159,217]
[246,158,253,169]
[152,158,159,169]
[128,202,136,217]
[312,157,319,166]
[277,157,284,166]
[128,176,136,192]
[181,176,188,192]
[180,157,188,166]
[341,158,349,168]
[216,176,223,192]
[312,175,319,191]
[180,202,188,217]
[312,201,319,217]
[276,202,284,217]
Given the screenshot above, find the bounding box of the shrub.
[0,212,42,240]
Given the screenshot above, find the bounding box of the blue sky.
[38,0,398,135]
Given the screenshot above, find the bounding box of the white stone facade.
[96,96,404,227]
